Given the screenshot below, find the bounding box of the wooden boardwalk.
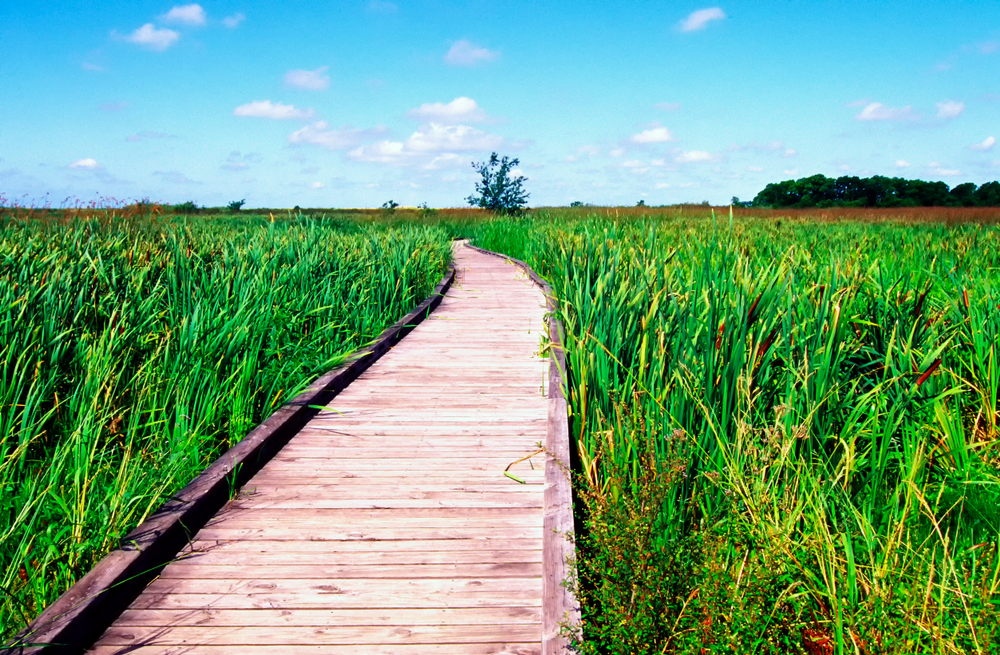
[86,243,559,655]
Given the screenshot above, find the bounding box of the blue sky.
[1,1,998,208]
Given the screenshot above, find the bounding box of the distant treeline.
[750,174,1000,208]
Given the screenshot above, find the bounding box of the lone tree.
[466,153,529,215]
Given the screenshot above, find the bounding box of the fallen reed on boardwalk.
[0,212,451,641]
[475,210,1000,654]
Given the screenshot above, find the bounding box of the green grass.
[472,210,1000,654]
[0,210,451,641]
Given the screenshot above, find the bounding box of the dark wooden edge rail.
[4,267,456,655]
[464,243,580,654]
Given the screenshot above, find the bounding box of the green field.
[3,205,1000,654]
[473,209,1000,654]
[0,209,451,640]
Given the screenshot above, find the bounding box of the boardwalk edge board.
[7,266,457,655]
[464,242,581,655]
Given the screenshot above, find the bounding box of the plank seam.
[6,266,457,655]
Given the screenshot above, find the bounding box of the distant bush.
[173,201,200,214]
[227,199,246,213]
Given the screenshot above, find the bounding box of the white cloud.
[927,162,960,176]
[405,123,502,152]
[971,136,996,151]
[311,181,325,189]
[622,159,646,168]
[783,168,799,176]
[444,40,499,66]
[854,102,916,121]
[162,4,206,25]
[676,150,716,163]
[679,7,726,32]
[655,102,681,111]
[895,159,911,168]
[936,100,965,119]
[288,122,388,150]
[345,123,504,166]
[223,13,245,28]
[220,151,261,171]
[407,97,487,123]
[425,153,465,170]
[233,100,314,120]
[609,148,625,157]
[284,67,330,91]
[784,148,797,157]
[68,158,101,170]
[82,62,105,72]
[123,24,180,51]
[350,141,409,163]
[631,125,673,144]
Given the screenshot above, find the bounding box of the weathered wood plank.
[114,606,542,627]
[89,644,541,655]
[97,624,542,645]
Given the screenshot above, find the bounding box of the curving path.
[86,243,560,655]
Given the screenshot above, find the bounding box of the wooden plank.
[192,526,542,541]
[114,606,542,627]
[180,539,543,554]
[155,563,543,579]
[96,624,542,645]
[175,550,542,566]
[89,644,541,655]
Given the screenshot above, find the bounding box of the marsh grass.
[0,210,450,641]
[475,210,1000,654]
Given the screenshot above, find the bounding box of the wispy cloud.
[970,136,996,152]
[68,158,101,170]
[405,123,502,152]
[854,102,916,122]
[82,62,106,72]
[676,150,717,163]
[288,123,389,150]
[126,130,174,142]
[154,170,201,185]
[936,100,965,119]
[368,0,398,14]
[99,101,129,112]
[407,97,488,123]
[162,4,206,26]
[631,125,673,144]
[444,40,499,66]
[348,124,504,166]
[679,7,726,33]
[895,159,911,168]
[927,162,961,177]
[223,13,245,29]
[285,67,330,91]
[220,151,262,171]
[122,24,180,51]
[233,100,314,120]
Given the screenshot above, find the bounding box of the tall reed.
[0,212,451,641]
[476,211,1000,654]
